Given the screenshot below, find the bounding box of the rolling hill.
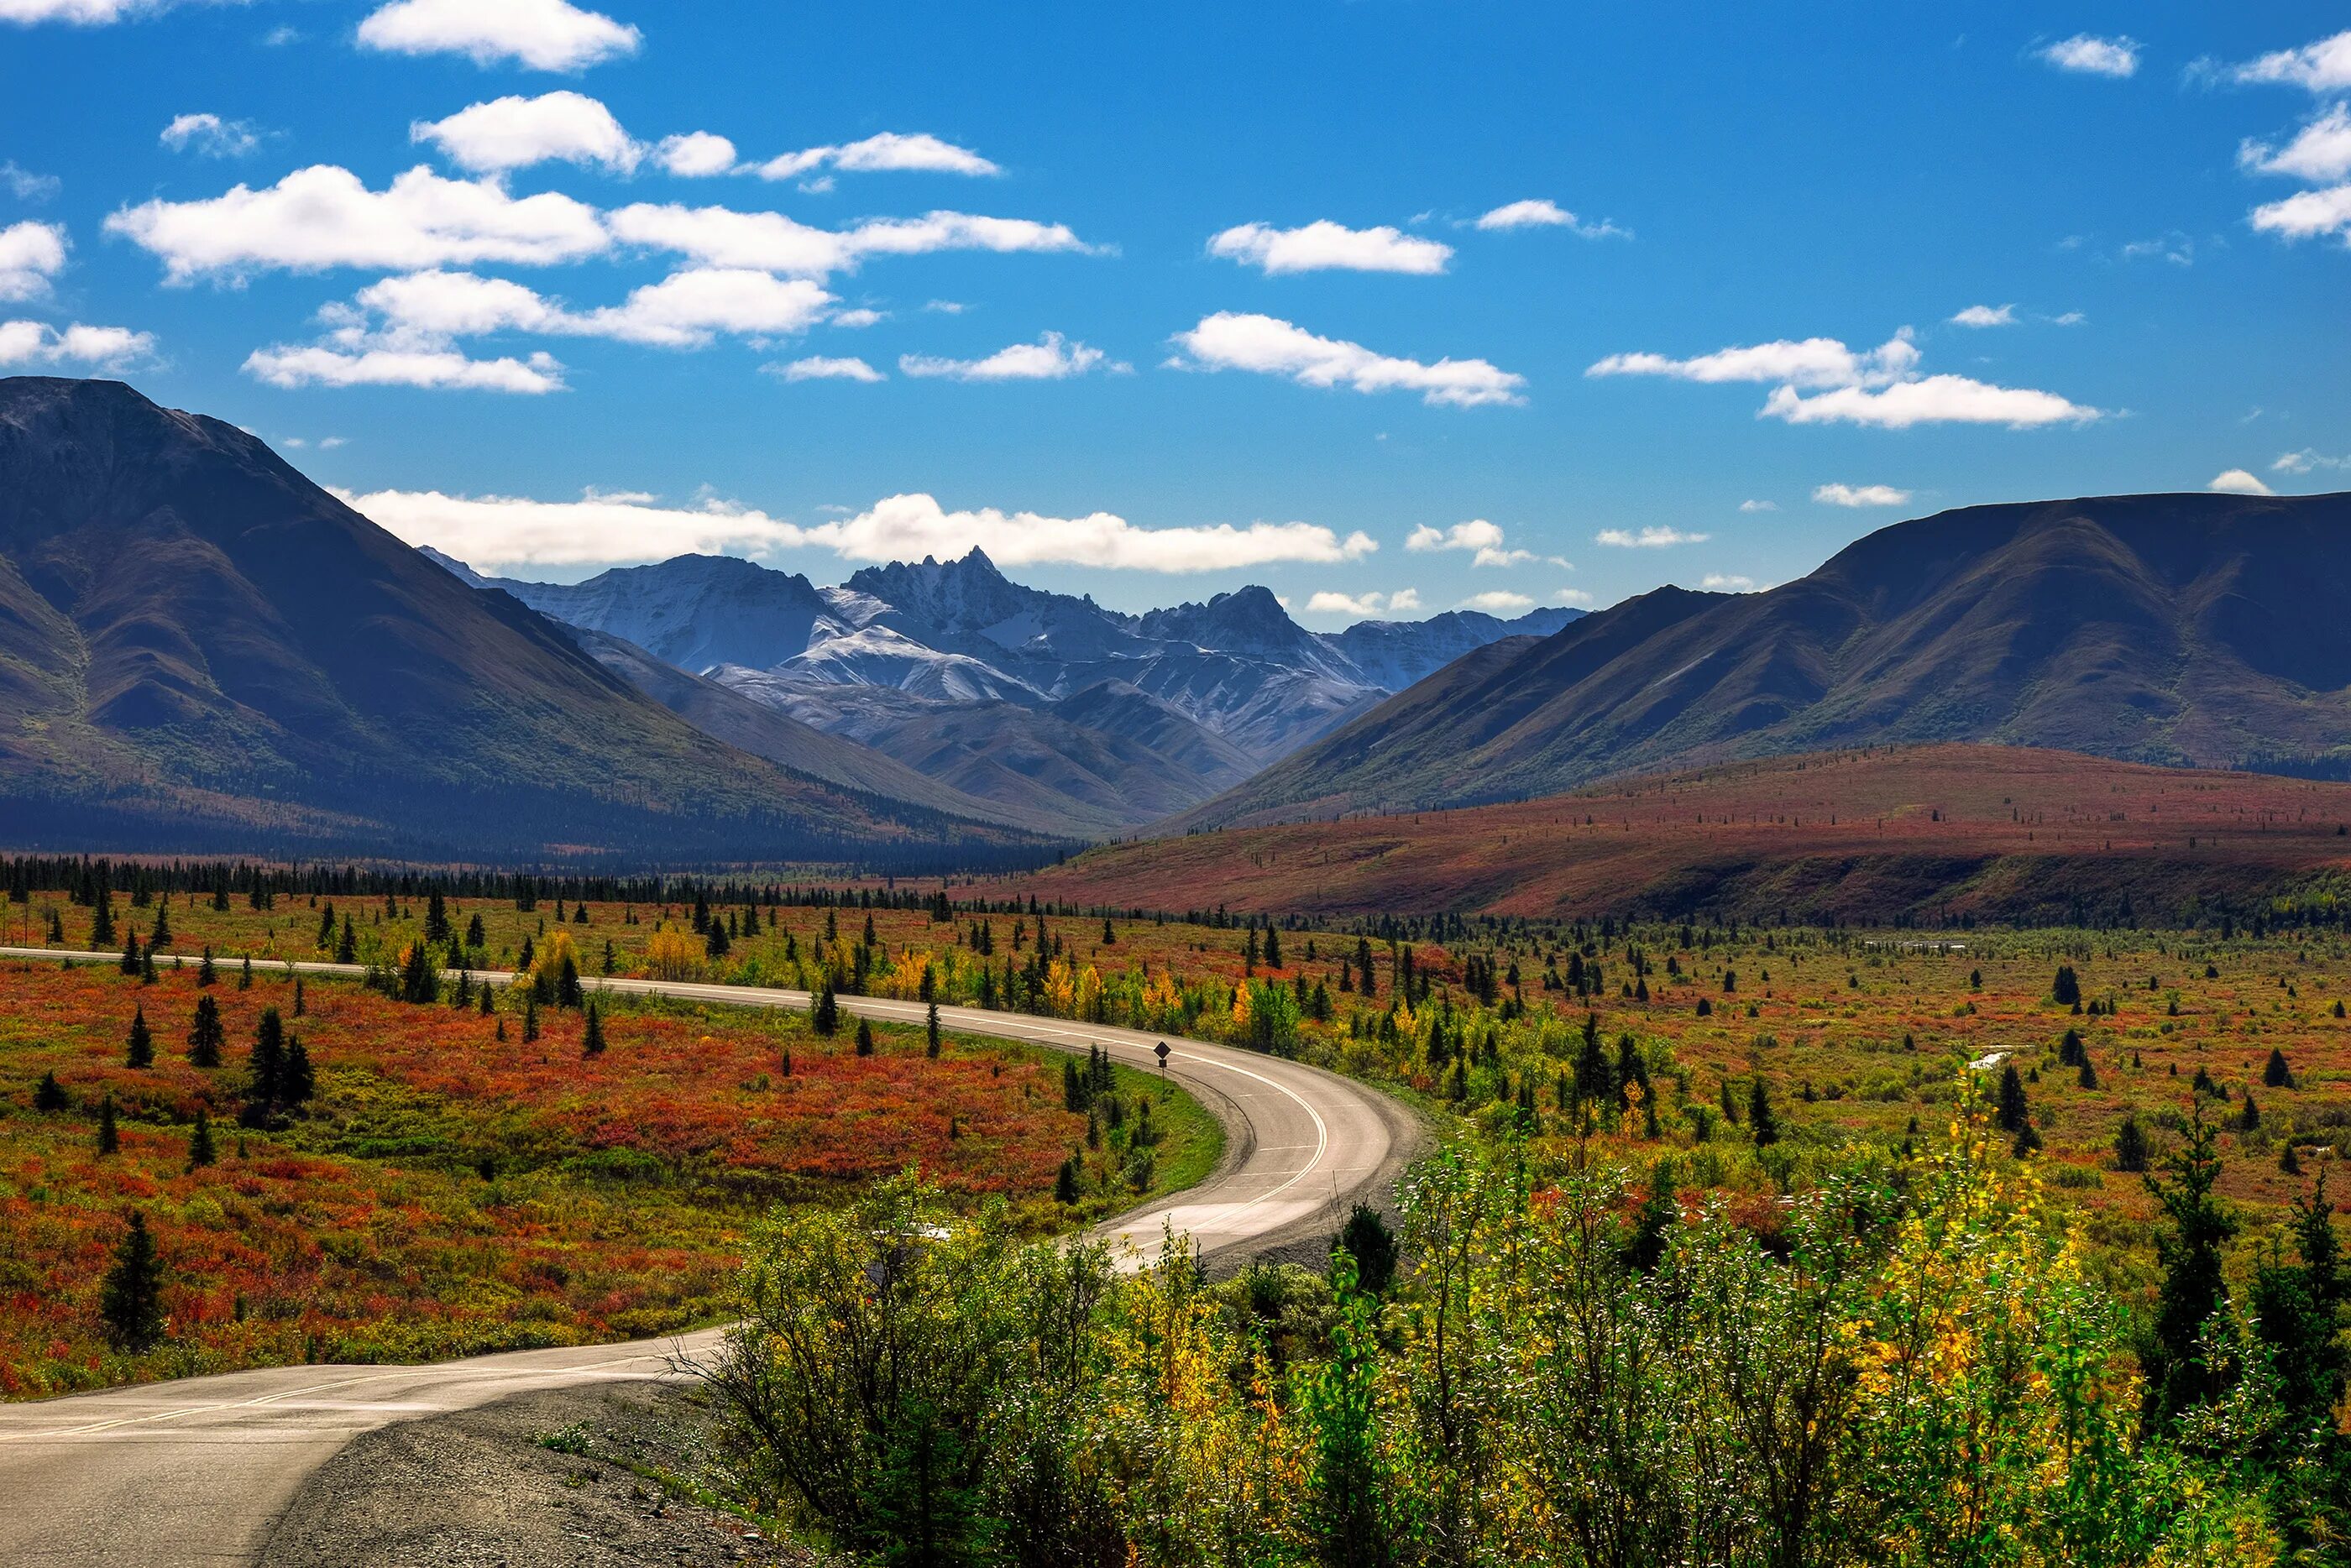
[1178,491,2351,830]
[0,377,1044,862]
[977,744,2351,923]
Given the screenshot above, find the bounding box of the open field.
[965,744,2351,922]
[0,958,1216,1399]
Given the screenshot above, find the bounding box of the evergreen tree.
[1997,1064,2031,1133]
[1573,1012,1612,1105]
[186,1109,215,1171]
[1054,1157,1078,1205]
[706,919,731,959]
[90,895,115,949]
[335,917,357,965]
[465,912,485,949]
[813,980,840,1037]
[557,954,584,1008]
[926,1001,941,1059]
[399,941,436,1005]
[1265,925,1283,970]
[237,956,252,990]
[2059,1027,2086,1068]
[522,996,541,1043]
[245,1006,286,1119]
[187,996,224,1068]
[2052,964,2082,1007]
[126,1006,153,1069]
[856,1017,875,1056]
[1304,1248,1395,1568]
[2143,1097,2238,1428]
[2077,1053,2099,1090]
[423,889,451,946]
[582,1001,605,1056]
[97,1091,119,1155]
[196,946,216,987]
[2266,1048,2294,1088]
[34,1069,67,1111]
[99,1212,165,1351]
[2114,1115,2150,1173]
[1335,1202,1399,1295]
[2252,1171,2347,1440]
[1623,1158,1680,1272]
[149,902,170,948]
[280,1037,313,1110]
[118,931,140,975]
[1748,1078,1780,1147]
[293,975,306,1017]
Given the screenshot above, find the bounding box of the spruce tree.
[127,1006,153,1069]
[1748,1078,1780,1147]
[280,1037,313,1111]
[856,1017,875,1056]
[335,917,357,965]
[119,932,140,975]
[1055,1157,1079,1205]
[557,954,584,1008]
[1997,1064,2031,1132]
[2266,1048,2294,1088]
[99,1212,166,1351]
[91,895,115,949]
[187,996,224,1068]
[2052,964,2081,1007]
[2115,1116,2150,1173]
[97,1091,119,1155]
[196,946,216,986]
[150,902,170,948]
[582,1001,605,1056]
[813,980,839,1037]
[34,1069,68,1111]
[245,1007,285,1121]
[186,1109,216,1171]
[237,956,252,990]
[925,1001,941,1058]
[2143,1098,2238,1427]
[2077,1054,2099,1090]
[522,996,541,1043]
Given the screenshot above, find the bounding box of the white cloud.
[923,299,968,314]
[1590,325,2100,428]
[107,165,609,281]
[1700,574,1757,592]
[2218,29,2351,93]
[1459,590,1534,613]
[1304,589,1411,619]
[411,91,638,175]
[0,319,156,368]
[2121,232,2195,265]
[355,0,639,72]
[752,133,998,182]
[1403,517,1550,567]
[1168,311,1526,409]
[343,266,836,349]
[0,221,67,301]
[2207,468,2275,496]
[1590,331,1919,389]
[244,345,565,393]
[1737,499,1778,512]
[0,0,159,20]
[1207,220,1451,275]
[1763,377,2102,428]
[2050,311,2087,325]
[606,201,1092,277]
[160,112,261,159]
[1471,198,1627,238]
[1594,526,1708,548]
[345,487,800,569]
[2239,103,2351,183]
[1390,588,1422,612]
[1949,303,2016,327]
[655,132,738,177]
[815,494,1376,572]
[1813,483,1912,507]
[2273,448,2349,473]
[830,307,883,328]
[0,161,59,200]
[2036,34,2139,78]
[1552,588,1594,607]
[899,332,1108,382]
[770,355,883,383]
[2249,183,2351,243]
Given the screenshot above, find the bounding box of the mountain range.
[1178,489,2351,829]
[438,544,1580,831]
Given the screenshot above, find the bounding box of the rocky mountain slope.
[0,378,1039,860]
[1176,491,2351,829]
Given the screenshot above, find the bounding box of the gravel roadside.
[254,1380,825,1568]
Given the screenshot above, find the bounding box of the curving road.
[0,947,1421,1566]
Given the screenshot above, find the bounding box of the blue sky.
[2,2,2348,618]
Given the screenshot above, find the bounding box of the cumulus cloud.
[2207,468,2275,495]
[0,319,156,368]
[1169,311,1525,409]
[1303,588,1424,619]
[898,332,1109,382]
[607,201,1093,277]
[1207,220,1452,275]
[1590,326,2100,428]
[338,266,837,349]
[2273,448,2349,473]
[1553,588,1594,607]
[1700,574,1757,592]
[1737,499,1778,512]
[1813,483,1912,507]
[2239,103,2351,183]
[752,133,998,181]
[1949,303,2016,327]
[769,355,882,383]
[1594,526,1708,547]
[355,0,640,72]
[0,221,67,301]
[655,132,738,177]
[2036,34,2139,77]
[160,112,262,158]
[1403,518,1562,568]
[1459,590,1534,613]
[0,0,165,21]
[411,91,638,175]
[815,494,1376,571]
[830,307,884,328]
[1471,198,1627,238]
[2249,183,2351,243]
[2215,29,2351,93]
[107,165,609,281]
[244,345,565,393]
[344,487,799,569]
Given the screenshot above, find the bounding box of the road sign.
[1155,1041,1170,1071]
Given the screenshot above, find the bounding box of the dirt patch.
[256,1379,826,1568]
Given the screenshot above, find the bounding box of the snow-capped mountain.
[432,546,1581,833]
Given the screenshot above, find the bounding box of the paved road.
[0,946,1421,1566]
